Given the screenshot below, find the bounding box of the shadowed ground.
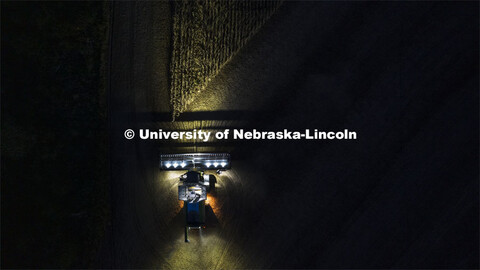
[105,1,478,268]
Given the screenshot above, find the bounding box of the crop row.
[170,0,282,119]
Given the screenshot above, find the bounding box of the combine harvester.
[160,153,231,242]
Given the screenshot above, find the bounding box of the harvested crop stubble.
[170,0,282,120]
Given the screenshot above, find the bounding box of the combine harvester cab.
[160,153,231,242]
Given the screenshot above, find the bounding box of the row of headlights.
[164,161,228,168]
[205,162,227,167]
[164,162,187,168]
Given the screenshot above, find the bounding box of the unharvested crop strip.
[170,0,282,120]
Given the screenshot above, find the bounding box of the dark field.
[2,1,109,268]
[2,1,479,269]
